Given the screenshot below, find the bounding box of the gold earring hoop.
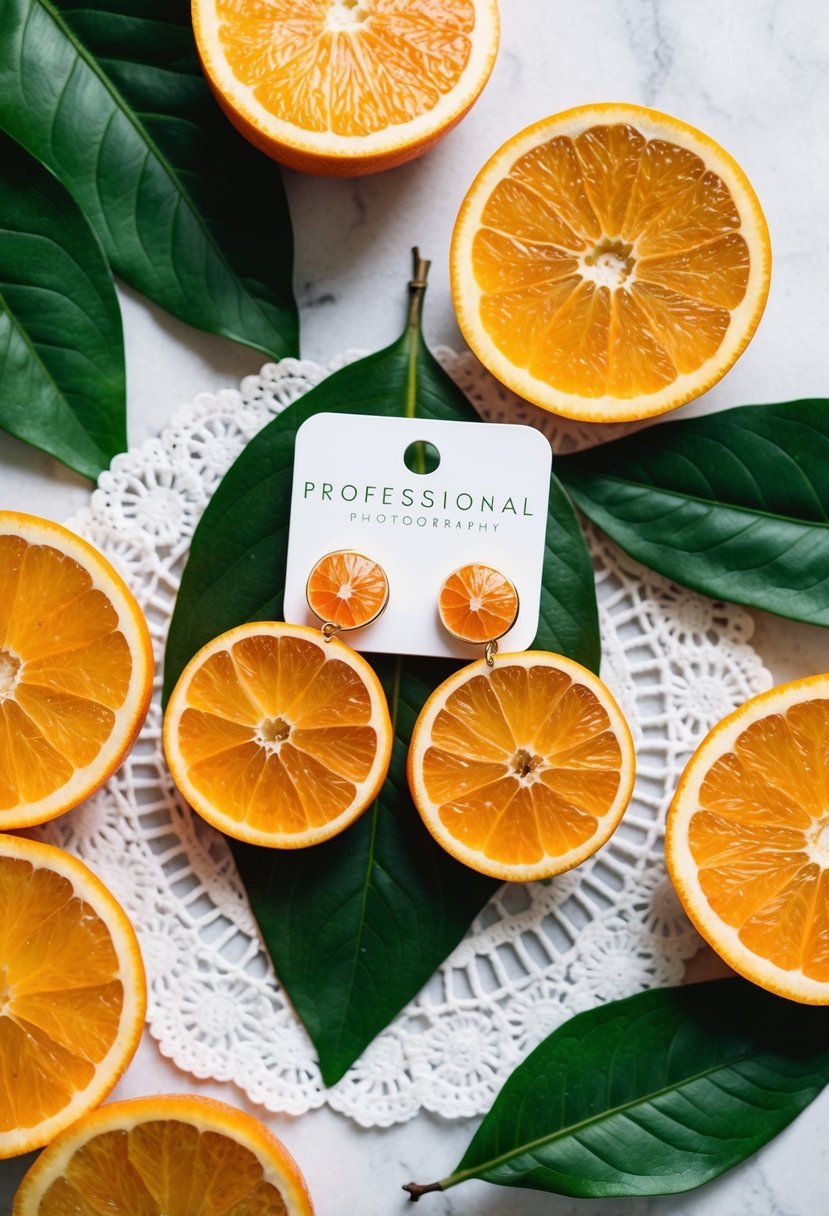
[437,562,519,665]
[306,550,389,641]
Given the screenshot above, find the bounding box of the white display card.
[283,414,553,658]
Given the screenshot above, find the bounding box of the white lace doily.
[37,350,773,1128]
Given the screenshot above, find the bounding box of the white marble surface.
[2,0,829,1211]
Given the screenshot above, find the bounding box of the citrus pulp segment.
[12,1094,314,1215]
[306,550,388,631]
[163,621,392,847]
[192,0,500,175]
[451,103,771,421]
[667,675,829,1005]
[438,563,518,645]
[407,651,635,881]
[0,512,153,830]
[0,834,146,1159]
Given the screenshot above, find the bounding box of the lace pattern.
[37,350,772,1127]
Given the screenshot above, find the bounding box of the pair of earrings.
[166,545,633,881]
[306,549,518,662]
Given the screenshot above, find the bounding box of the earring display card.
[284,413,553,658]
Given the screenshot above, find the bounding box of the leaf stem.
[405,248,431,475]
[402,1180,445,1202]
[406,246,431,340]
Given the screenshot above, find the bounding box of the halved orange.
[438,562,518,645]
[164,621,392,847]
[408,651,635,881]
[0,834,146,1159]
[451,103,771,422]
[667,675,829,1005]
[12,1093,314,1215]
[306,550,388,632]
[0,512,154,830]
[192,0,500,175]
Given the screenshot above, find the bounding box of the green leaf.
[163,252,599,1083]
[404,979,829,1202]
[0,132,125,479]
[557,400,829,626]
[0,0,297,361]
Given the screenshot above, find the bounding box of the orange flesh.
[421,663,623,866]
[689,700,829,982]
[0,535,131,811]
[473,123,750,398]
[306,551,387,630]
[438,563,518,644]
[216,0,475,135]
[0,858,124,1135]
[33,1120,290,1215]
[177,633,379,835]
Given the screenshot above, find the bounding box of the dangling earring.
[437,562,519,666]
[306,550,389,639]
[407,562,635,883]
[164,551,393,850]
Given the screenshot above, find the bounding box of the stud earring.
[306,550,389,639]
[407,561,636,883]
[163,549,392,851]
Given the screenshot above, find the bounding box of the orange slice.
[0,512,153,830]
[438,563,518,645]
[12,1094,314,1215]
[408,651,635,881]
[192,0,500,175]
[164,621,392,847]
[306,550,388,631]
[451,103,771,422]
[667,675,829,1005]
[0,834,146,1159]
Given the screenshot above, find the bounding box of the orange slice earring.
[407,562,636,882]
[306,550,389,639]
[163,551,392,849]
[437,562,519,665]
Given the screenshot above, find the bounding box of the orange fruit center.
[306,551,388,630]
[438,563,518,644]
[216,0,476,136]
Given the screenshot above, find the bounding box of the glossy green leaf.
[0,0,297,360]
[558,400,829,625]
[0,132,125,478]
[163,254,599,1083]
[404,979,829,1202]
